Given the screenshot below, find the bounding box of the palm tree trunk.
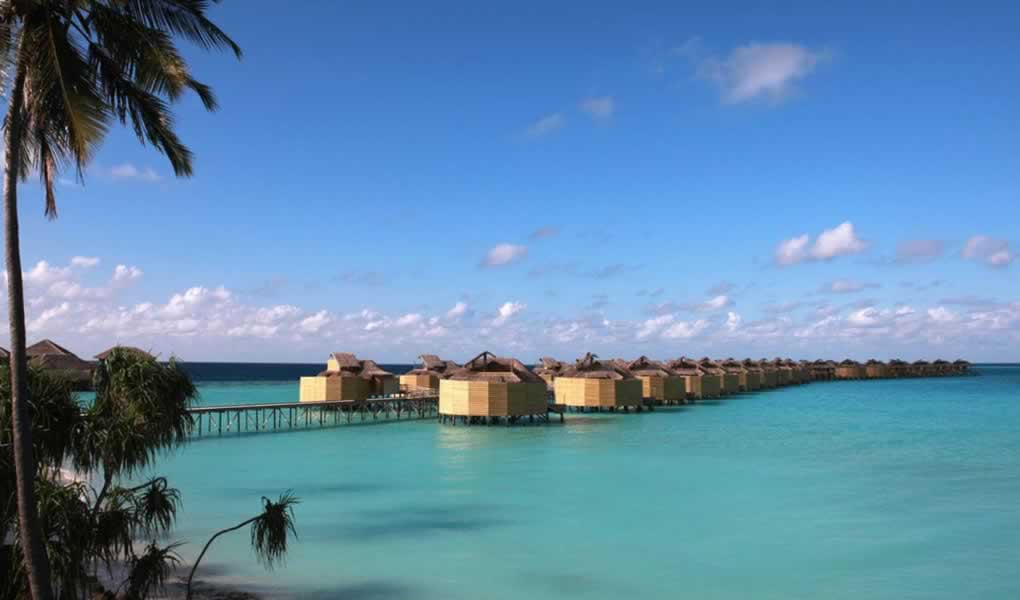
[185,515,260,600]
[4,63,55,600]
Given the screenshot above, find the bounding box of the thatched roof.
[0,346,7,359]
[407,354,459,377]
[912,360,930,366]
[865,359,886,366]
[741,358,765,372]
[538,357,564,371]
[323,353,393,379]
[94,346,155,361]
[720,358,747,373]
[888,359,909,367]
[559,353,633,380]
[328,352,362,369]
[839,359,860,366]
[27,339,91,372]
[666,357,705,376]
[626,356,676,377]
[932,359,950,365]
[953,359,971,365]
[697,357,726,375]
[446,351,543,384]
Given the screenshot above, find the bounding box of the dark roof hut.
[627,356,685,404]
[864,359,888,379]
[722,358,755,391]
[26,339,93,389]
[400,354,460,394]
[666,356,712,400]
[555,353,642,410]
[912,359,932,377]
[835,359,864,380]
[952,359,971,375]
[770,358,794,385]
[810,359,837,381]
[742,359,772,388]
[439,351,547,420]
[533,357,566,391]
[753,359,779,388]
[705,357,740,393]
[887,358,910,378]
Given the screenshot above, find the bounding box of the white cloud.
[726,311,742,333]
[394,313,423,327]
[524,113,564,138]
[70,256,100,268]
[110,163,161,182]
[776,222,867,265]
[579,96,615,120]
[962,235,1015,268]
[637,314,673,340]
[298,310,331,334]
[481,243,528,267]
[446,301,469,319]
[695,42,827,104]
[112,264,143,283]
[662,318,709,339]
[24,261,70,285]
[492,301,526,326]
[820,279,879,294]
[927,307,957,323]
[702,294,731,310]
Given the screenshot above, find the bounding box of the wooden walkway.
[188,396,438,436]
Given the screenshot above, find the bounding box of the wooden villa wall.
[554,378,642,408]
[701,374,722,399]
[834,366,859,380]
[681,375,703,400]
[663,376,686,402]
[369,375,399,397]
[299,376,368,402]
[788,369,802,384]
[638,375,665,401]
[722,373,741,394]
[864,366,887,379]
[745,372,762,391]
[776,369,792,386]
[439,380,547,417]
[761,370,778,388]
[400,372,439,393]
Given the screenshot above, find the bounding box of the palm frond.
[250,492,300,569]
[125,542,183,600]
[121,0,242,58]
[133,477,181,535]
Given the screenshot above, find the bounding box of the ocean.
[139,364,1020,599]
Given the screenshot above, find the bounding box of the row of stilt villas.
[297,351,975,423]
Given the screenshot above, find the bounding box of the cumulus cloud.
[896,240,945,264]
[579,96,615,120]
[492,301,526,326]
[962,235,1015,268]
[524,113,564,138]
[446,301,469,319]
[775,222,867,265]
[662,319,709,340]
[24,261,70,285]
[481,243,528,267]
[109,163,161,182]
[112,265,143,283]
[689,41,827,104]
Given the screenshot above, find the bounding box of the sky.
[6,1,1020,363]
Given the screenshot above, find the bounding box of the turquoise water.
[145,367,1020,599]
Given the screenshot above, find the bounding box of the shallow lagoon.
[147,366,1020,599]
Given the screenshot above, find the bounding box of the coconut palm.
[186,492,300,600]
[0,3,240,597]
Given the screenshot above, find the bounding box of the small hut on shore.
[720,358,751,392]
[864,359,888,379]
[533,357,566,391]
[666,357,707,401]
[300,352,397,402]
[27,339,93,389]
[400,354,459,394]
[912,360,932,377]
[555,353,642,411]
[439,352,547,422]
[810,360,836,381]
[952,359,971,375]
[626,356,686,404]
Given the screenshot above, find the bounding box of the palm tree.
[185,492,300,600]
[0,3,240,597]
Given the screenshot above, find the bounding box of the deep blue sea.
[139,364,1020,599]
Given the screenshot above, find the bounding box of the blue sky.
[9,1,1020,362]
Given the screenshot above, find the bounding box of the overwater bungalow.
[782,358,804,384]
[835,359,863,380]
[952,359,972,375]
[626,356,686,404]
[533,357,566,391]
[720,358,751,392]
[932,359,951,376]
[555,353,642,411]
[912,360,932,377]
[739,358,766,390]
[798,360,816,382]
[439,351,547,422]
[699,358,733,395]
[809,360,837,381]
[27,339,93,389]
[752,359,779,388]
[864,359,888,379]
[300,352,398,402]
[770,358,794,386]
[666,357,709,401]
[685,358,721,398]
[400,354,459,394]
[887,359,910,378]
